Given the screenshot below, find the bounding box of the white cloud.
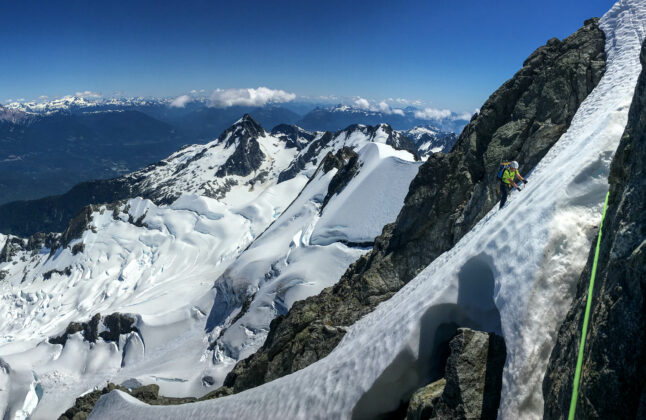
[394,97,423,106]
[414,107,452,120]
[170,94,192,108]
[414,107,478,121]
[317,95,339,102]
[353,97,371,110]
[209,87,296,108]
[377,101,390,113]
[455,111,474,120]
[74,91,102,98]
[353,97,406,116]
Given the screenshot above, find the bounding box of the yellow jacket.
[502,168,517,185]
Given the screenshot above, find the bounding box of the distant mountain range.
[0,98,467,204]
[297,104,470,133]
[0,115,458,236]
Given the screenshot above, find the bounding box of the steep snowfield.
[208,142,421,365]
[0,183,304,418]
[0,117,421,418]
[310,145,419,245]
[87,1,646,419]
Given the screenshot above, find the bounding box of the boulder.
[406,328,506,420]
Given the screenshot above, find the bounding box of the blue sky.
[1,0,615,112]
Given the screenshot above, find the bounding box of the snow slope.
[87,1,646,419]
[0,185,302,419]
[0,117,422,418]
[208,143,421,365]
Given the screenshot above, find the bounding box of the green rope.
[568,191,610,420]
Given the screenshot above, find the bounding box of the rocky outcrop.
[215,115,266,178]
[407,379,446,420]
[48,313,139,347]
[277,123,420,183]
[320,147,360,209]
[277,132,335,182]
[59,382,234,419]
[406,328,506,420]
[220,19,606,394]
[59,205,97,248]
[270,124,316,150]
[58,382,233,420]
[371,123,420,160]
[0,232,60,263]
[543,38,646,420]
[0,236,23,263]
[43,267,72,280]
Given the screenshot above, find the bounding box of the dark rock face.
[408,379,446,420]
[60,205,97,248]
[48,313,138,347]
[277,123,419,184]
[406,328,506,420]
[215,115,266,178]
[43,266,72,280]
[220,19,606,394]
[0,232,60,264]
[0,237,24,263]
[277,132,334,183]
[215,137,264,178]
[270,124,316,150]
[49,313,102,346]
[543,39,646,420]
[321,147,360,209]
[99,313,140,345]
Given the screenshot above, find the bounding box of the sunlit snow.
[86,1,646,419]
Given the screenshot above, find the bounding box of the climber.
[498,160,527,209]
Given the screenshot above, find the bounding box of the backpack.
[497,162,510,180]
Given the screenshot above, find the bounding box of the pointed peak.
[235,113,265,133]
[218,114,266,145]
[239,113,254,122]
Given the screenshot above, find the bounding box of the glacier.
[0,119,421,418]
[86,0,646,419]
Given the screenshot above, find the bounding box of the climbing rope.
[568,191,610,420]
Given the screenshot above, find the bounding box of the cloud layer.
[413,107,452,120]
[209,87,296,108]
[170,94,192,108]
[74,91,102,98]
[353,97,405,116]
